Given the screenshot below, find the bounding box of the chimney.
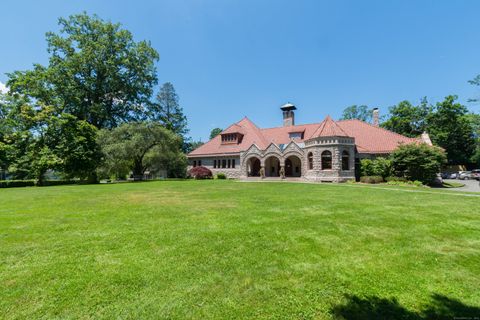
[372,108,379,127]
[280,103,296,126]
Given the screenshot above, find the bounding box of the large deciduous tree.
[340,105,372,122]
[7,12,159,129]
[381,98,431,137]
[426,96,475,165]
[97,122,185,179]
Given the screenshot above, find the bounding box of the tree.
[97,122,184,179]
[340,105,372,122]
[467,113,480,166]
[391,143,446,184]
[1,95,100,183]
[426,96,475,164]
[183,140,204,154]
[468,74,480,102]
[7,12,159,129]
[150,82,188,136]
[381,98,431,137]
[209,128,222,140]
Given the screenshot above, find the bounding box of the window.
[232,159,236,168]
[228,159,231,168]
[321,151,332,170]
[213,160,217,168]
[308,152,313,170]
[342,151,349,170]
[222,159,226,168]
[193,160,197,167]
[198,160,202,166]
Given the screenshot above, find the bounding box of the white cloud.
[0,81,8,94]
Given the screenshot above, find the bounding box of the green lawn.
[1,181,479,319]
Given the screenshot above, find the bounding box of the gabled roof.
[188,115,420,156]
[221,123,245,135]
[309,115,350,138]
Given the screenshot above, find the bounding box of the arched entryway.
[264,156,281,177]
[247,157,261,177]
[285,155,302,177]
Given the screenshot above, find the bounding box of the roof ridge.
[338,119,417,141]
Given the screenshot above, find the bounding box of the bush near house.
[360,157,392,179]
[391,143,447,184]
[187,166,213,179]
[359,176,384,184]
[216,173,227,179]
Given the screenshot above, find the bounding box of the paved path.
[443,178,480,193]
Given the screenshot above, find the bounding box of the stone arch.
[264,155,281,177]
[245,156,261,177]
[285,154,302,177]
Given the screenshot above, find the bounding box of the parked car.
[471,169,480,181]
[446,172,458,179]
[458,171,472,180]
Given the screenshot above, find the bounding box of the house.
[188,104,431,182]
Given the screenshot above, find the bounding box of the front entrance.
[265,156,280,177]
[285,156,302,177]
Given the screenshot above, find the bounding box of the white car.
[458,171,472,180]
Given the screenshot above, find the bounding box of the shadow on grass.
[332,294,480,320]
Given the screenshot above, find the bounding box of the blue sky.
[1,0,479,141]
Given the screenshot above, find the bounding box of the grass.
[1,180,479,319]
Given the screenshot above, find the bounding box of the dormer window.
[288,130,305,140]
[221,133,243,144]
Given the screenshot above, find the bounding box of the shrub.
[216,173,227,179]
[41,180,80,186]
[385,176,407,183]
[360,176,384,184]
[187,166,213,180]
[360,157,392,178]
[391,143,447,184]
[0,180,36,188]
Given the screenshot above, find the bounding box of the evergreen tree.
[151,82,188,137]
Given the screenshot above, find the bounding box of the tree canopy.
[381,98,430,138]
[426,96,475,165]
[209,128,222,140]
[340,105,372,122]
[7,12,159,129]
[97,122,184,179]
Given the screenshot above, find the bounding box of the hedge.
[0,180,81,188]
[0,180,36,188]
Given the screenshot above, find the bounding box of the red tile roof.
[188,116,420,156]
[311,115,349,138]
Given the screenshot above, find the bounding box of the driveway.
[443,179,480,193]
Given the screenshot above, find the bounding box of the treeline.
[341,93,480,166]
[0,13,195,183]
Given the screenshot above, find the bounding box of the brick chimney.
[372,108,379,127]
[281,103,296,126]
